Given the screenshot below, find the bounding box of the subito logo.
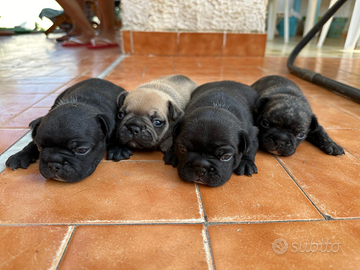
[272,238,288,255]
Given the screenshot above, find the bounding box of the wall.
[121,0,267,33]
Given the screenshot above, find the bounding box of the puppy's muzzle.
[127,124,145,135]
[48,162,62,173]
[272,133,293,148]
[264,132,295,156]
[192,160,211,178]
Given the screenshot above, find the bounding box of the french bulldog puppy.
[6,78,131,183]
[115,75,198,154]
[251,75,344,156]
[164,81,259,187]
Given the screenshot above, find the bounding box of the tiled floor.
[0,34,360,269]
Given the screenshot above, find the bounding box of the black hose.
[287,0,360,104]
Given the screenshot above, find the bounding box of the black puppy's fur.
[252,75,344,156]
[6,78,131,183]
[164,81,259,187]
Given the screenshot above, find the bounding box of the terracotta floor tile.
[1,34,360,268]
[2,107,49,128]
[223,33,266,57]
[221,57,266,67]
[121,30,131,54]
[54,76,93,94]
[0,76,74,85]
[132,31,178,56]
[200,152,322,222]
[178,33,223,56]
[0,94,46,126]
[0,129,29,153]
[0,84,62,94]
[326,129,360,159]
[209,220,360,270]
[107,78,144,91]
[308,98,360,129]
[0,162,202,224]
[143,67,176,76]
[60,225,209,269]
[126,150,164,161]
[298,85,341,98]
[277,141,360,218]
[312,95,360,121]
[32,94,58,107]
[11,67,63,78]
[0,226,73,270]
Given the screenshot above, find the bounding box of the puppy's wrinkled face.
[175,116,244,187]
[34,106,107,183]
[117,108,168,149]
[116,90,178,149]
[257,97,312,156]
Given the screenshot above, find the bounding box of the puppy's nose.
[275,140,285,148]
[128,125,141,135]
[48,162,62,173]
[194,166,207,177]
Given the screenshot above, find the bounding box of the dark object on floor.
[5,78,130,183]
[164,81,259,187]
[287,0,360,104]
[252,75,344,156]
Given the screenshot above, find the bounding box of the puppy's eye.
[220,154,233,162]
[153,120,164,127]
[75,148,90,155]
[118,112,125,120]
[296,132,306,139]
[261,119,270,129]
[178,144,187,154]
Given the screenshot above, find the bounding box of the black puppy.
[6,78,131,183]
[251,75,344,156]
[164,81,259,187]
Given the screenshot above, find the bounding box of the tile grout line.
[55,225,77,270]
[3,217,360,227]
[195,184,216,270]
[202,228,215,270]
[273,155,327,220]
[344,150,360,162]
[0,222,204,227]
[0,54,128,174]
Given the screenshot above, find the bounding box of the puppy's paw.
[107,145,133,161]
[159,137,173,153]
[163,149,178,167]
[321,142,345,156]
[235,159,258,176]
[6,152,37,170]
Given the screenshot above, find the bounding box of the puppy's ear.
[309,114,319,132]
[168,101,183,121]
[255,97,270,114]
[238,131,250,154]
[29,117,43,138]
[172,116,185,139]
[97,114,115,140]
[117,91,129,107]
